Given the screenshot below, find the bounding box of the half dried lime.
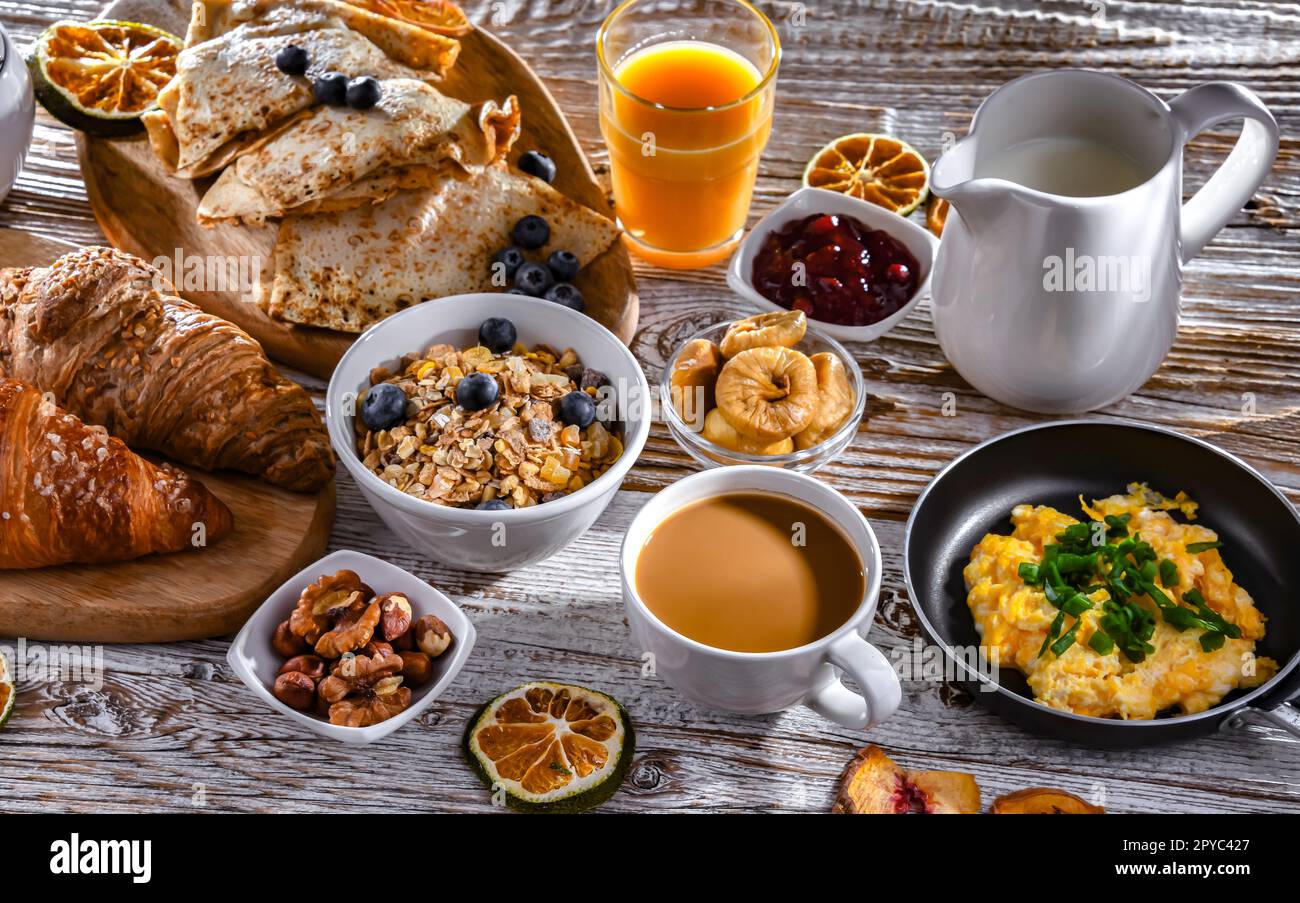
[464,680,633,812]
[30,19,180,137]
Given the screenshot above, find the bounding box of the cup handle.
[1169,82,1279,262]
[804,633,902,730]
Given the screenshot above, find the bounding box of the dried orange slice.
[927,196,949,237]
[0,650,13,729]
[802,133,930,215]
[29,20,180,137]
[350,0,472,36]
[464,681,633,811]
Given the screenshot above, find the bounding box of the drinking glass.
[597,0,780,268]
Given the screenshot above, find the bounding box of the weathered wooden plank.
[0,0,1296,813]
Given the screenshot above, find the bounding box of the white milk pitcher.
[929,70,1278,413]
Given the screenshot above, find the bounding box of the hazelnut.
[414,614,453,658]
[273,671,316,711]
[399,650,434,687]
[272,620,309,658]
[378,593,414,642]
[278,655,326,681]
[392,629,416,652]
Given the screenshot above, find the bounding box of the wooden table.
[1,0,1297,814]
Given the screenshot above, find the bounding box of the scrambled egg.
[964,484,1277,720]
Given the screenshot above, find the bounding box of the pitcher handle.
[1169,82,1279,262]
[804,633,902,730]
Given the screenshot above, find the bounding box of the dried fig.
[992,788,1103,814]
[670,338,724,430]
[314,600,381,659]
[794,352,857,450]
[399,650,435,687]
[719,310,806,358]
[272,620,309,658]
[715,345,818,441]
[377,592,413,643]
[414,614,453,658]
[273,671,317,711]
[278,655,327,681]
[702,408,795,456]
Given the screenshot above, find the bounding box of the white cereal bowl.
[227,550,476,746]
[326,294,652,572]
[726,186,939,343]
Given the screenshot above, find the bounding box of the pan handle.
[1221,702,1300,740]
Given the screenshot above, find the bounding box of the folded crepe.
[197,79,520,225]
[143,0,460,178]
[258,164,622,332]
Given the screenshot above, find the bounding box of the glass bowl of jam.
[727,187,939,342]
[660,317,866,474]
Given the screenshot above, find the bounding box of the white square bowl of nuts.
[227,549,476,745]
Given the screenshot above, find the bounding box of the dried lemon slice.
[464,681,633,811]
[802,133,930,215]
[0,650,14,730]
[351,0,472,36]
[29,20,181,137]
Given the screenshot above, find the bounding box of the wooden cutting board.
[0,228,336,642]
[76,0,639,380]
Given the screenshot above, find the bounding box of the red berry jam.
[750,213,920,327]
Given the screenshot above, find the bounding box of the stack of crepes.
[144,0,621,333]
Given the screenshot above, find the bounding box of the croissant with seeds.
[0,246,333,491]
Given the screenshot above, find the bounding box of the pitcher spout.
[931,139,1030,236]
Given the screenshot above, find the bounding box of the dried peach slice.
[464,681,633,811]
[832,745,981,814]
[992,788,1104,814]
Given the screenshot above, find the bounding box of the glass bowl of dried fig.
[661,310,866,474]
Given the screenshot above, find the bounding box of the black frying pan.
[904,420,1300,747]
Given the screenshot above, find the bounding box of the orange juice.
[600,40,775,266]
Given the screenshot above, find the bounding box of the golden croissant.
[0,379,234,568]
[0,246,333,491]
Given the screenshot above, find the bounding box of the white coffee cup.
[0,23,34,207]
[620,466,902,730]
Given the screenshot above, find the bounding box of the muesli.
[355,317,624,509]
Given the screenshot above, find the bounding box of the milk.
[979,137,1148,197]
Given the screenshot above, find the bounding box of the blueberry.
[275,44,309,77]
[558,391,597,429]
[544,282,584,312]
[513,215,550,250]
[518,150,557,183]
[491,246,525,283]
[476,499,512,511]
[514,262,554,297]
[547,250,580,282]
[346,76,382,110]
[478,317,517,353]
[455,372,499,411]
[313,71,348,106]
[360,382,407,431]
[507,288,531,295]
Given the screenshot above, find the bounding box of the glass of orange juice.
[597,0,780,269]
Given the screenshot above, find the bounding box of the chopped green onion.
[1186,540,1223,554]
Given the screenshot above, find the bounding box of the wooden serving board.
[76,0,639,380]
[0,228,337,642]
